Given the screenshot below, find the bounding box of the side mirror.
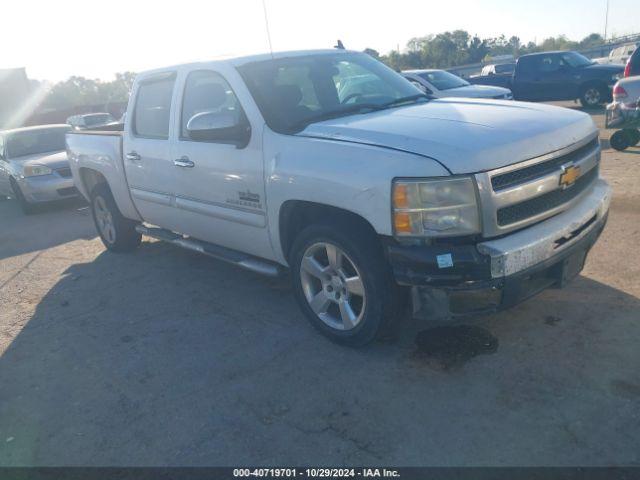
[186,111,250,148]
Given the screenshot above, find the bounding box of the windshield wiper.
[378,93,430,109]
[290,94,430,132]
[289,103,384,131]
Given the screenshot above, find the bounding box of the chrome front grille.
[491,138,599,191]
[475,134,601,237]
[496,167,599,226]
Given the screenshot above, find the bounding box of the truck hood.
[11,150,69,170]
[582,62,625,74]
[440,84,511,98]
[297,98,597,174]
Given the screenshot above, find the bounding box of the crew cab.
[470,51,624,107]
[66,49,611,346]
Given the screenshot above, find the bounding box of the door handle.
[126,151,141,162]
[174,157,194,168]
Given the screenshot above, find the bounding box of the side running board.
[135,225,283,277]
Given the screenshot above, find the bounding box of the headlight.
[392,177,481,237]
[23,165,53,177]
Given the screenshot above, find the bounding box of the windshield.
[6,126,70,159]
[237,52,423,133]
[417,70,470,90]
[561,52,594,68]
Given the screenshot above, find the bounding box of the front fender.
[263,130,449,264]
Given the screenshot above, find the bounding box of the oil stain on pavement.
[413,325,498,370]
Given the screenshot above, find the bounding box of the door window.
[538,56,562,73]
[180,70,244,140]
[133,74,176,139]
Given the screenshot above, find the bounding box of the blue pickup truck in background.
[470,51,624,107]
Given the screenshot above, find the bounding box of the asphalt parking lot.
[1,103,639,467]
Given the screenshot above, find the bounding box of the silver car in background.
[0,125,77,214]
[402,69,513,100]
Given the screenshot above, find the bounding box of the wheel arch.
[278,200,382,264]
[579,80,609,100]
[78,167,107,199]
[77,166,142,222]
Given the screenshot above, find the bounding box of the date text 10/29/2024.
[233,468,401,478]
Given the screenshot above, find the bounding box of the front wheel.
[10,178,36,214]
[290,223,401,346]
[90,183,141,252]
[579,84,606,108]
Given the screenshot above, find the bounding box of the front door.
[170,68,272,260]
[123,71,183,231]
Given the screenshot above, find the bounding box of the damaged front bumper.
[386,179,611,319]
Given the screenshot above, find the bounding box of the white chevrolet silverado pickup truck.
[66,49,611,346]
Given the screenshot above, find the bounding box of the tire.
[10,178,36,214]
[623,128,640,147]
[610,130,630,151]
[90,182,141,252]
[289,221,401,346]
[579,84,606,108]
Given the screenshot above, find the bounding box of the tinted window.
[561,52,593,68]
[133,75,175,139]
[538,55,562,72]
[630,47,640,75]
[181,70,244,139]
[6,127,71,159]
[517,57,536,73]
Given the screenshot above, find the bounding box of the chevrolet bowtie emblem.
[559,164,581,188]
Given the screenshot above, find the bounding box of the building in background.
[0,68,31,129]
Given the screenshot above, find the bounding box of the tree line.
[37,72,136,112]
[366,31,606,71]
[36,30,607,112]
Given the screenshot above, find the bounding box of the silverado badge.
[559,164,581,189]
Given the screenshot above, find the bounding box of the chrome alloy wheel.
[584,87,601,105]
[94,195,116,244]
[299,242,366,331]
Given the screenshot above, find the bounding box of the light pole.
[604,0,610,42]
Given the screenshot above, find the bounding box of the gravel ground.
[0,103,639,466]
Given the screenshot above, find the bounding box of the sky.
[2,0,638,82]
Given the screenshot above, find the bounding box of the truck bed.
[67,122,124,136]
[65,127,141,221]
[468,73,512,88]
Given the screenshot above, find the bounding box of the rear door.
[170,66,273,260]
[123,72,183,231]
[515,54,570,101]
